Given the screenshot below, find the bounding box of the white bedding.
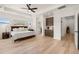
[11,31,36,40]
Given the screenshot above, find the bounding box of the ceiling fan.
[22,4,38,13]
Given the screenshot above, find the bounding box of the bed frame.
[11,25,36,42]
[14,35,36,42]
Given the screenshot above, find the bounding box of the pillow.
[13,28,18,31]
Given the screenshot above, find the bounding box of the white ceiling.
[0,4,64,14]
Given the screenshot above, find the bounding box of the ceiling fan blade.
[25,4,37,13]
[28,4,31,6]
[30,9,35,13]
[31,8,37,10]
[26,4,31,10]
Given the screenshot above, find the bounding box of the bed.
[11,31,36,42]
[10,25,36,42]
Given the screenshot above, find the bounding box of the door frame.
[61,15,75,40]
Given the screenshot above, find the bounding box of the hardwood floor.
[0,34,79,54]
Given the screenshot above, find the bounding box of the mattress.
[11,31,36,40]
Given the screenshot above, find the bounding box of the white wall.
[35,14,45,36]
[36,15,42,35]
[31,14,37,32]
[74,13,78,49]
[40,14,45,36]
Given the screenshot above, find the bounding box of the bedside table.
[2,32,11,39]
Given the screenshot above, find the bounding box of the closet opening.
[61,15,75,44]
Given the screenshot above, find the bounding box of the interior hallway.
[0,34,78,54]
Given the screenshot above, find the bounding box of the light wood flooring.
[0,33,79,54]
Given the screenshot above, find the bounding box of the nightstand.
[2,32,11,39]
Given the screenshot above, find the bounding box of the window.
[0,17,10,24]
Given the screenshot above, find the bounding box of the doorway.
[61,15,75,41]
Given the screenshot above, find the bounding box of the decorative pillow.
[13,28,18,31]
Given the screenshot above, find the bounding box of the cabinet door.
[48,30,53,37]
[45,30,53,37]
[46,17,53,26]
[46,18,49,26]
[50,17,53,25]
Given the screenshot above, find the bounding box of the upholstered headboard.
[11,25,28,31]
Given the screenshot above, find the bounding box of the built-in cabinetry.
[45,17,53,37]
